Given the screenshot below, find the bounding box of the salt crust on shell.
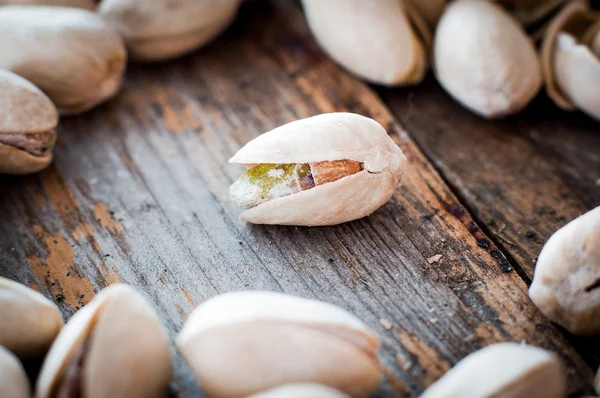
[419,342,565,398]
[36,283,172,398]
[229,113,407,226]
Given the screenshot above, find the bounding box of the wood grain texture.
[0,1,597,396]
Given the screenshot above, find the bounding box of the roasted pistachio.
[541,1,600,121]
[36,283,172,398]
[98,0,241,62]
[301,0,430,86]
[247,384,350,398]
[0,0,95,8]
[419,342,565,398]
[0,6,126,115]
[177,291,382,398]
[529,206,600,335]
[0,69,58,175]
[229,113,407,226]
[0,276,63,358]
[434,0,542,118]
[0,346,30,398]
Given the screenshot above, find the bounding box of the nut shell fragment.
[0,347,30,398]
[229,113,407,226]
[0,276,63,358]
[247,384,350,398]
[419,342,565,398]
[36,283,172,398]
[177,291,381,398]
[529,206,600,335]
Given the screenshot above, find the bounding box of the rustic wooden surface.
[1,1,599,397]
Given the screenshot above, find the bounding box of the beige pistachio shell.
[36,283,172,398]
[0,277,63,359]
[247,384,350,398]
[0,0,95,8]
[0,347,30,398]
[177,291,381,398]
[0,69,57,174]
[419,342,565,398]
[0,6,126,115]
[98,0,241,62]
[229,113,407,226]
[529,206,600,335]
[434,0,542,118]
[301,0,428,86]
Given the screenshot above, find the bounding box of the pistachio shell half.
[434,0,542,118]
[529,206,600,335]
[301,0,429,86]
[419,342,565,398]
[36,283,172,398]
[0,6,126,115]
[98,0,241,62]
[229,113,407,226]
[0,69,58,175]
[177,291,381,398]
[0,277,63,358]
[247,384,350,398]
[0,346,30,398]
[0,0,95,9]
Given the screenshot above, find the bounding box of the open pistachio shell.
[0,69,58,175]
[419,343,565,398]
[529,206,600,335]
[177,291,381,398]
[36,283,172,398]
[0,346,30,398]
[0,0,95,8]
[0,277,63,358]
[98,0,241,62]
[0,6,126,115]
[247,384,350,398]
[301,0,429,86]
[434,0,542,118]
[229,113,407,226]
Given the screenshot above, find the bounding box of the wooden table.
[1,1,599,396]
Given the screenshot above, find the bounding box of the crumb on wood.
[463,334,476,342]
[427,254,443,264]
[429,318,438,324]
[396,354,413,371]
[380,319,393,330]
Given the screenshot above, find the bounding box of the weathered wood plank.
[0,1,595,396]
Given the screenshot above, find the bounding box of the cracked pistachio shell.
[0,69,58,175]
[301,0,430,86]
[419,343,565,398]
[98,0,241,62]
[434,0,542,118]
[0,277,63,359]
[229,113,407,226]
[177,291,381,398]
[36,283,172,398]
[0,347,30,398]
[247,384,350,398]
[529,206,600,335]
[0,0,95,9]
[0,6,126,115]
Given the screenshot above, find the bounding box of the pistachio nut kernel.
[177,290,382,398]
[529,206,600,335]
[419,343,565,398]
[0,346,30,398]
[36,283,172,398]
[0,276,63,359]
[247,384,350,398]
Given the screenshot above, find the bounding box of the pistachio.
[0,69,58,175]
[0,0,95,9]
[0,346,30,398]
[301,0,430,86]
[98,0,241,62]
[541,1,600,121]
[36,283,172,398]
[247,384,350,398]
[529,206,600,335]
[419,342,565,398]
[0,6,126,115]
[434,0,542,118]
[0,276,63,358]
[177,291,381,398]
[229,113,407,226]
